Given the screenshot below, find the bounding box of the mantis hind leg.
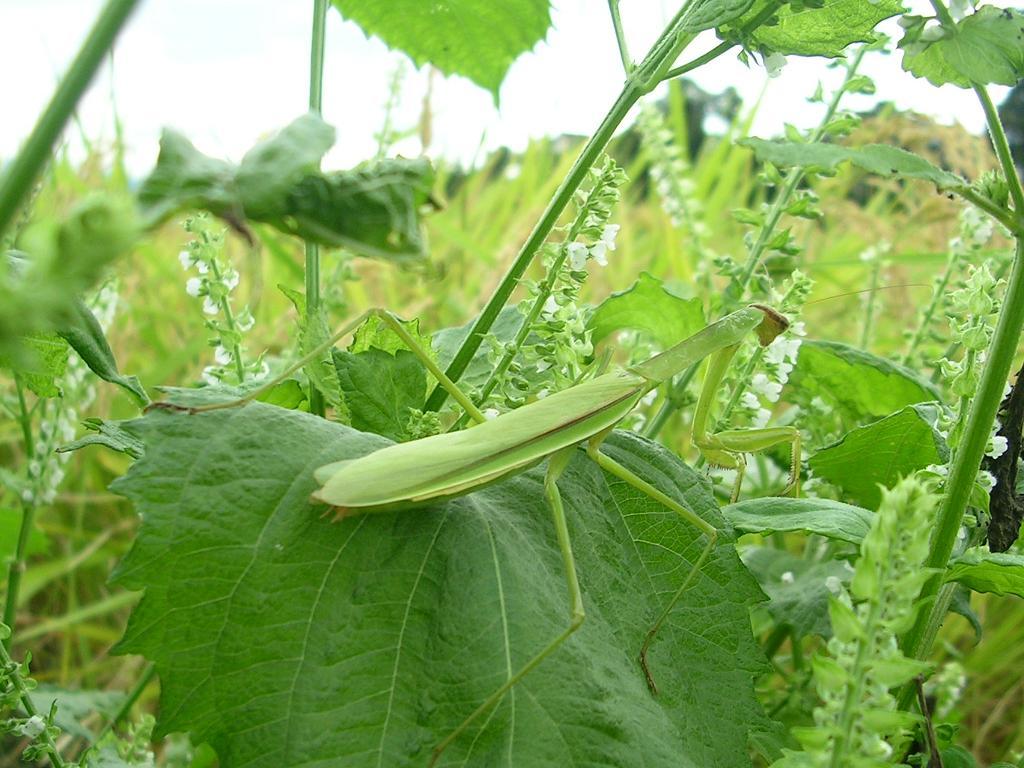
[586,433,717,696]
[430,446,584,766]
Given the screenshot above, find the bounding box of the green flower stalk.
[774,475,939,768]
[179,215,260,386]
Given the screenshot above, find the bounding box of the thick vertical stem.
[424,9,698,412]
[3,377,36,648]
[305,0,329,417]
[0,0,141,239]
[902,237,1024,664]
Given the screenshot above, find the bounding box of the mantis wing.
[313,369,646,512]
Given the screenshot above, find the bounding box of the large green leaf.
[901,7,1024,88]
[807,405,947,510]
[790,340,941,422]
[138,114,434,262]
[588,272,705,350]
[721,0,903,57]
[332,0,551,102]
[111,401,769,767]
[946,550,1024,599]
[739,139,969,193]
[724,497,873,545]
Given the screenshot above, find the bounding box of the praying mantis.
[185,302,801,765]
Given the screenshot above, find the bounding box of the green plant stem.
[902,250,957,367]
[607,0,632,72]
[424,9,700,412]
[859,257,882,350]
[0,0,140,240]
[306,0,328,418]
[94,663,156,743]
[974,85,1024,220]
[897,0,1024,685]
[733,44,868,297]
[0,639,66,767]
[207,258,246,382]
[901,236,1024,676]
[3,376,36,649]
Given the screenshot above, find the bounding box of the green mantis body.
[191,302,800,765]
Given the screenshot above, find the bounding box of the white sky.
[0,0,1012,177]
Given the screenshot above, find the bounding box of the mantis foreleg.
[186,308,488,425]
[691,343,802,501]
[430,446,585,766]
[585,430,717,695]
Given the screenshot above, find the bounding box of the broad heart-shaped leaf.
[588,271,705,350]
[720,0,903,57]
[945,550,1024,599]
[111,403,770,768]
[742,547,853,638]
[724,497,873,546]
[790,340,941,422]
[901,7,1024,88]
[332,348,427,441]
[739,139,969,194]
[138,115,434,262]
[332,0,551,102]
[808,405,948,510]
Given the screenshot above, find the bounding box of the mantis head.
[748,304,790,346]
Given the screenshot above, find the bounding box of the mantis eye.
[748,303,790,346]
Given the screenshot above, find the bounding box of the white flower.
[203,297,219,316]
[926,463,949,477]
[223,269,240,290]
[567,242,589,270]
[740,392,761,411]
[753,407,772,428]
[214,345,232,365]
[196,260,209,275]
[589,224,619,265]
[185,277,202,297]
[178,250,192,270]
[978,470,996,492]
[483,408,500,421]
[824,575,843,594]
[751,373,783,403]
[543,295,559,315]
[781,571,795,584]
[987,435,1008,459]
[536,389,550,399]
[19,715,46,739]
[765,52,787,78]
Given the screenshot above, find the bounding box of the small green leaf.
[0,332,68,398]
[58,298,149,406]
[721,0,903,57]
[588,272,705,350]
[808,405,947,510]
[901,7,1024,88]
[254,379,308,411]
[866,657,932,688]
[791,340,942,422]
[331,0,552,102]
[56,418,145,459]
[945,550,1024,598]
[433,306,528,390]
[740,138,969,193]
[28,685,126,740]
[332,348,427,441]
[724,497,873,545]
[828,595,864,642]
[940,746,980,768]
